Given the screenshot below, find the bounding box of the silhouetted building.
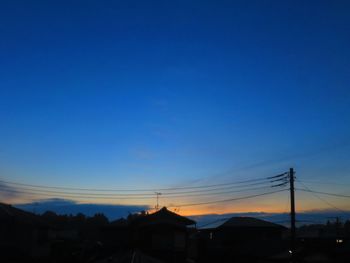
[296,223,350,261]
[130,207,196,262]
[94,249,164,263]
[0,203,51,260]
[101,218,130,250]
[194,217,287,263]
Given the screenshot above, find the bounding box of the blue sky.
[0,1,350,215]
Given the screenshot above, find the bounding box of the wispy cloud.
[0,181,21,200]
[129,147,155,160]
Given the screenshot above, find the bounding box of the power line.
[0,179,286,197]
[267,172,288,179]
[0,172,289,211]
[166,180,286,195]
[298,179,350,187]
[0,188,153,200]
[296,188,350,198]
[176,185,286,198]
[0,174,287,193]
[0,177,271,192]
[0,185,154,197]
[0,184,286,200]
[167,189,287,208]
[296,180,349,214]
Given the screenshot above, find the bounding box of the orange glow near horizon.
[5,192,350,217]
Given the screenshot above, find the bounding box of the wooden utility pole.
[289,167,296,257]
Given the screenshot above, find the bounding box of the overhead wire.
[1,173,289,208]
[0,173,287,192]
[296,188,350,198]
[167,189,288,208]
[0,183,287,200]
[0,179,284,197]
[295,180,349,214]
[297,179,350,187]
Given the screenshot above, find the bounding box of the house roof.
[134,207,196,227]
[219,217,285,229]
[95,249,164,263]
[0,203,48,227]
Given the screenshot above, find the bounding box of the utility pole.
[155,192,162,211]
[289,167,296,258]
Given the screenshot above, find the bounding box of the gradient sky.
[1,0,350,215]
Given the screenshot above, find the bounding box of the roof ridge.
[0,203,14,217]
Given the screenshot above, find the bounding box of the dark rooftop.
[0,203,48,227]
[219,217,286,229]
[134,207,196,227]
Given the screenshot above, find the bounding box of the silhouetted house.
[0,203,51,260]
[194,217,287,262]
[217,216,285,241]
[94,249,164,263]
[298,223,347,240]
[131,207,196,262]
[101,218,130,249]
[41,211,80,241]
[297,223,349,259]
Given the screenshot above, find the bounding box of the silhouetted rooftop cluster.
[0,203,349,263]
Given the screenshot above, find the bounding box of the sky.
[0,0,350,216]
